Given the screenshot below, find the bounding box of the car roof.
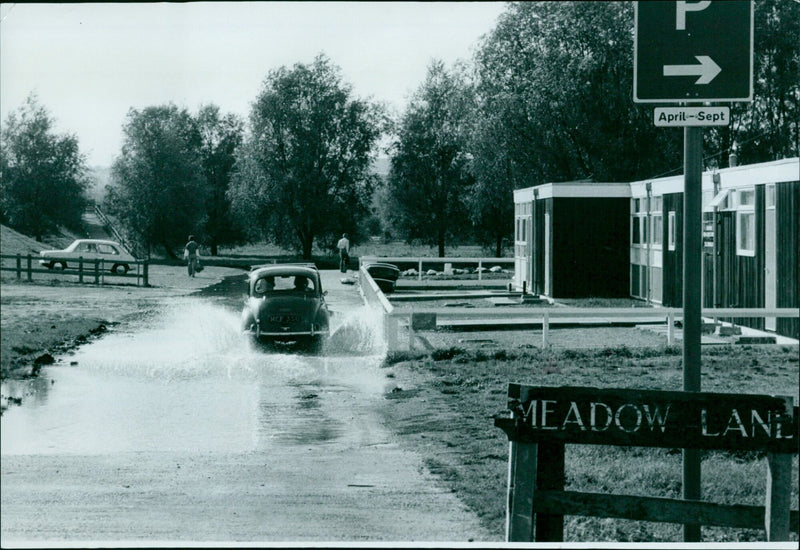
[249,264,319,280]
[72,239,124,247]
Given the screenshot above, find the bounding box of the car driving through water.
[241,263,331,352]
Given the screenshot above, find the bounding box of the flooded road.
[1,270,491,543]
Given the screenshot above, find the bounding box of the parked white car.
[39,239,136,274]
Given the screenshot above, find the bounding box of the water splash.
[70,299,259,380]
[326,305,387,356]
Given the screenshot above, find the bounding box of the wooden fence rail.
[0,254,149,287]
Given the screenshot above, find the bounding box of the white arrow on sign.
[663,55,722,85]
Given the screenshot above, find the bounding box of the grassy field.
[379,343,799,542]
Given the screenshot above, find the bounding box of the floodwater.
[1,298,390,456]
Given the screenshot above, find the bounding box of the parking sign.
[634,1,753,103]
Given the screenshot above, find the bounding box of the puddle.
[1,299,390,455]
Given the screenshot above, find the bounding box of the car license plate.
[269,314,298,324]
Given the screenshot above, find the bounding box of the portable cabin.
[513,182,631,298]
[514,158,799,339]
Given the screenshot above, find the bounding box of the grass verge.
[379,344,799,542]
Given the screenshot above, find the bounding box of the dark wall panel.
[530,198,551,296]
[776,181,800,339]
[551,197,629,298]
[716,187,766,331]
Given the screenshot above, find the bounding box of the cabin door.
[764,185,776,331]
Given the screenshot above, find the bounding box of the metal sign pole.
[682,125,703,542]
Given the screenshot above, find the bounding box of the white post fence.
[357,259,799,352]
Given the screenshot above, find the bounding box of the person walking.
[183,235,200,277]
[337,233,350,273]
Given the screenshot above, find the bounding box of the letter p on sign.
[676,1,712,30]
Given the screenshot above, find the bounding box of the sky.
[0,1,507,168]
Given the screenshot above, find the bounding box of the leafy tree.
[474,0,797,189]
[474,2,683,186]
[229,54,383,259]
[196,104,245,255]
[386,60,475,257]
[0,94,89,240]
[707,0,800,167]
[106,104,207,257]
[467,111,514,257]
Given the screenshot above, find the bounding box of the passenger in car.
[255,276,275,295]
[294,276,309,292]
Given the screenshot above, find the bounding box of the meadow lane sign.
[634,1,753,103]
[495,385,798,453]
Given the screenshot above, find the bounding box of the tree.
[467,111,515,257]
[473,2,683,186]
[196,104,245,255]
[0,94,89,240]
[106,104,207,257]
[707,0,800,167]
[386,60,475,257]
[229,54,383,259]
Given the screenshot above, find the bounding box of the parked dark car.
[241,264,330,351]
[365,262,400,293]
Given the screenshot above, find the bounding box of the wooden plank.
[766,452,792,540]
[534,442,564,542]
[507,441,537,542]
[766,396,794,542]
[497,385,799,453]
[533,489,768,530]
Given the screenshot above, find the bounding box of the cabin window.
[766,184,775,208]
[632,216,641,244]
[668,212,676,251]
[651,214,663,247]
[737,189,755,207]
[736,210,755,256]
[651,196,662,212]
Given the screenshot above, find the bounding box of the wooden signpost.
[496,384,799,542]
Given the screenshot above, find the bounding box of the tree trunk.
[211,241,218,256]
[162,240,177,260]
[495,234,503,258]
[302,236,314,260]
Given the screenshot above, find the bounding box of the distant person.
[337,233,350,273]
[183,235,200,277]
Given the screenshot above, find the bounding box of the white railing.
[359,256,514,281]
[384,304,799,351]
[357,261,798,351]
[358,265,399,350]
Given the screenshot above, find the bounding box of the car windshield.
[253,274,316,296]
